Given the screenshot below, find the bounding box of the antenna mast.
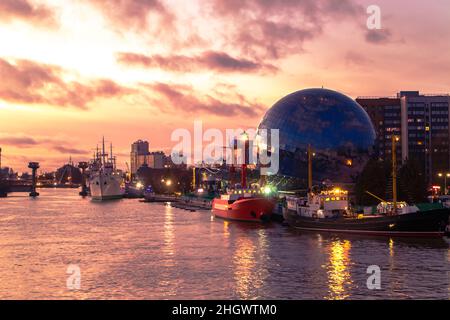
[102,136,106,165]
[392,135,398,214]
[307,144,312,191]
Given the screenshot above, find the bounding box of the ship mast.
[392,135,398,214]
[101,136,105,165]
[241,131,249,188]
[307,144,312,192]
[110,142,115,169]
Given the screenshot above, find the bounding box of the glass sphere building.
[257,88,376,185]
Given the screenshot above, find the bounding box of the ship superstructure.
[89,137,124,201]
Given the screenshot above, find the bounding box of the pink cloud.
[207,0,362,59]
[0,0,56,26]
[116,51,277,73]
[0,58,133,108]
[88,0,174,32]
[145,82,265,118]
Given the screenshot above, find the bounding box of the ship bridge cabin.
[313,188,349,212]
[286,188,349,219]
[220,187,266,202]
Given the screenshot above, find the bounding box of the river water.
[0,189,448,299]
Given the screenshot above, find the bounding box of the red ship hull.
[212,197,275,222]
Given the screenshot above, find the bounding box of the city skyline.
[1,0,450,172]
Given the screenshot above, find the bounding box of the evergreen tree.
[398,157,427,203]
[354,158,390,206]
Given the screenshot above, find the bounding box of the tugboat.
[283,140,450,238]
[89,137,124,201]
[212,132,275,222]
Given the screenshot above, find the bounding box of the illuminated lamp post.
[437,172,450,195]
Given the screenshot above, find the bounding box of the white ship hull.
[90,172,123,201]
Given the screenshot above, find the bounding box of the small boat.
[89,137,124,201]
[212,189,275,222]
[124,180,145,198]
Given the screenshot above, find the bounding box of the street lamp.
[437,172,450,195]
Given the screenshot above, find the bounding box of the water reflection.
[1,189,449,299]
[157,204,178,296]
[233,237,255,299]
[163,205,175,258]
[324,239,352,300]
[389,238,395,258]
[232,226,269,299]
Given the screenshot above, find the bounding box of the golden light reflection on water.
[388,238,396,275]
[324,239,352,300]
[163,205,175,258]
[389,238,395,258]
[223,221,230,239]
[157,204,178,296]
[233,228,268,299]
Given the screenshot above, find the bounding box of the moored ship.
[212,131,275,222]
[283,190,450,237]
[212,188,275,222]
[89,138,124,201]
[283,140,450,238]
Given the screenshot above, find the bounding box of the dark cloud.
[52,146,87,155]
[0,136,38,147]
[116,51,277,73]
[0,58,133,108]
[145,82,265,118]
[0,134,87,155]
[365,29,393,44]
[0,0,56,26]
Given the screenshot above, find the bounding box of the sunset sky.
[0,0,449,172]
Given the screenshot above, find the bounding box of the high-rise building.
[355,96,401,166]
[147,151,165,169]
[357,91,450,185]
[130,140,150,174]
[130,140,168,173]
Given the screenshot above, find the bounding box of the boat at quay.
[89,137,124,201]
[212,188,275,222]
[283,141,450,238]
[211,131,275,223]
[283,190,450,238]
